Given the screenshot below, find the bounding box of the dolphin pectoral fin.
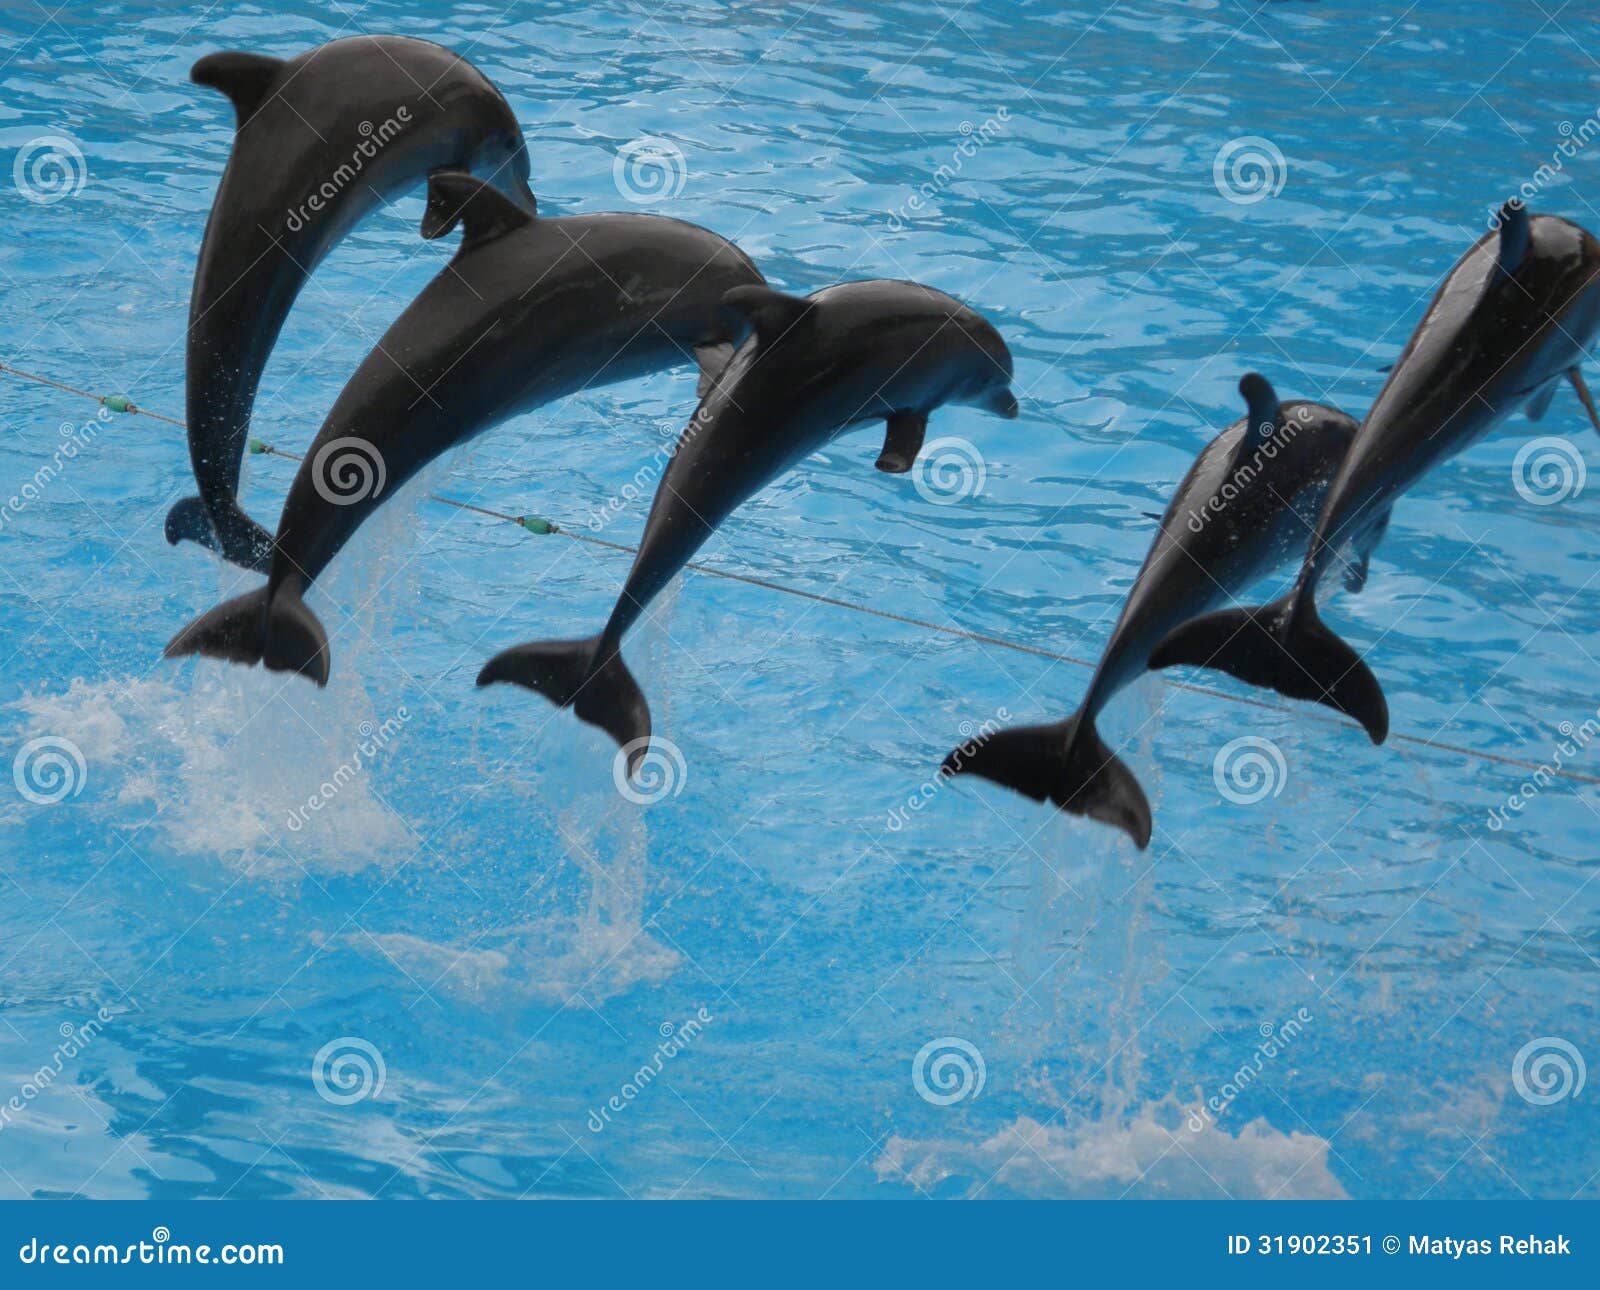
[720,285,812,346]
[190,52,283,126]
[875,412,927,474]
[1341,507,1392,594]
[1341,549,1373,595]
[1525,376,1561,422]
[693,342,735,398]
[478,635,653,773]
[941,712,1152,849]
[422,170,535,247]
[1568,368,1600,435]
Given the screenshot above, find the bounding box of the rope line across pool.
[4,359,1594,790]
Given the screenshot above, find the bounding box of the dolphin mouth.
[981,386,1019,419]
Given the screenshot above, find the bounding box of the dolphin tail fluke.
[164,495,216,548]
[477,636,652,771]
[164,587,269,668]
[941,711,1152,849]
[164,495,274,574]
[1149,595,1388,744]
[261,587,331,685]
[163,584,330,686]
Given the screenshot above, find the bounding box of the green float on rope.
[101,394,134,413]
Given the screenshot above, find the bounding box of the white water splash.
[354,804,680,1006]
[900,677,1344,1200]
[358,913,679,1008]
[12,670,414,875]
[9,464,450,874]
[876,1097,1346,1199]
[363,599,687,1006]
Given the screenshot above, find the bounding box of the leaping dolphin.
[165,35,536,573]
[942,375,1358,847]
[477,278,1018,774]
[1152,202,1600,743]
[164,172,764,683]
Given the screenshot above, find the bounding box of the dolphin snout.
[982,386,1020,419]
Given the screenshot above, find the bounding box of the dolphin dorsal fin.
[421,171,535,248]
[1496,200,1531,279]
[721,285,812,345]
[1237,372,1281,451]
[191,52,284,126]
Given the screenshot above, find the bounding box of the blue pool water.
[2,0,1597,1200]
